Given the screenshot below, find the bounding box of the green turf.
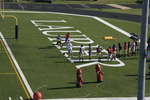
[0,42,27,100]
[0,11,150,99]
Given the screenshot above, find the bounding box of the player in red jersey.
[95,64,103,82]
[76,68,84,88]
[65,32,71,43]
[124,42,128,57]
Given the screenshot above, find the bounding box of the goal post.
[0,0,19,39]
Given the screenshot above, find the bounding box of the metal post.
[137,0,149,100]
[15,24,18,40]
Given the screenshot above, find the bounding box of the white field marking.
[99,58,125,67]
[43,31,82,37]
[84,51,89,56]
[61,45,99,48]
[42,30,81,33]
[72,37,94,44]
[47,38,90,41]
[8,97,12,100]
[74,48,125,67]
[42,30,81,34]
[2,11,132,38]
[40,97,150,100]
[60,50,105,53]
[49,39,94,45]
[93,16,132,38]
[19,96,24,100]
[41,34,85,37]
[31,20,66,27]
[0,32,33,98]
[72,58,123,63]
[76,62,99,68]
[31,20,66,23]
[39,26,74,31]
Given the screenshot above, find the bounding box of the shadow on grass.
[126,74,150,80]
[68,81,99,84]
[47,86,77,90]
[126,74,150,76]
[146,77,150,80]
[39,45,54,49]
[146,73,150,76]
[84,81,98,84]
[125,74,138,77]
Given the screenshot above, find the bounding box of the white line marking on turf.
[47,38,91,41]
[42,34,85,37]
[42,30,81,33]
[61,45,99,48]
[76,62,99,68]
[93,17,132,38]
[32,20,66,23]
[8,97,12,100]
[19,96,24,100]
[0,32,33,98]
[75,58,125,68]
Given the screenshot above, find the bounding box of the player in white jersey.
[67,42,73,57]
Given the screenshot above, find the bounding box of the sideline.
[0,32,33,98]
[0,10,132,38]
[40,97,150,100]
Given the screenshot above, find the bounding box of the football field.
[0,11,150,100]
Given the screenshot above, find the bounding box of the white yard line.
[76,62,99,68]
[31,20,66,23]
[74,58,125,67]
[93,17,132,37]
[42,30,81,33]
[0,32,33,98]
[8,97,12,100]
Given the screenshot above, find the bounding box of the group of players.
[55,32,104,61]
[56,32,139,62]
[106,40,138,61]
